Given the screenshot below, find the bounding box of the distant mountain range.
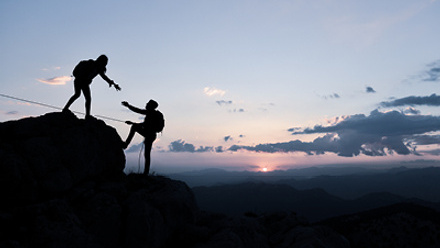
[176,166,440,222]
[166,166,378,187]
[193,181,440,222]
[280,166,440,202]
[168,166,440,202]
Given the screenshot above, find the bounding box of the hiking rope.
[2,93,152,171]
[0,93,125,123]
[138,142,144,173]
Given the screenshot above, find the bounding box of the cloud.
[287,127,302,132]
[216,100,233,106]
[366,86,376,93]
[223,135,245,143]
[5,111,18,115]
[294,110,440,156]
[408,135,440,145]
[126,143,144,153]
[37,76,72,85]
[321,93,340,100]
[421,149,440,156]
[169,140,196,152]
[423,60,440,82]
[407,60,440,83]
[230,108,245,113]
[230,110,440,157]
[204,87,226,97]
[403,107,420,115]
[258,102,276,112]
[214,99,245,113]
[228,135,339,155]
[381,94,440,107]
[196,146,215,152]
[42,66,61,71]
[168,139,214,153]
[297,110,440,136]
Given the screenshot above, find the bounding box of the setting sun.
[262,167,268,172]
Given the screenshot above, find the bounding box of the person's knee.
[130,125,139,133]
[133,124,144,133]
[72,92,81,99]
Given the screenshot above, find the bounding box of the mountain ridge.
[193,180,440,223]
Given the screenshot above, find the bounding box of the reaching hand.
[121,101,129,107]
[114,83,121,91]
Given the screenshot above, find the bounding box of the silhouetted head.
[96,55,108,68]
[146,99,159,110]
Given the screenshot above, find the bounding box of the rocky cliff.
[0,112,198,248]
[0,112,125,205]
[0,112,348,248]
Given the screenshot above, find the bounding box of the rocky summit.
[0,112,349,248]
[0,111,125,204]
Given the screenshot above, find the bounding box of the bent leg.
[63,81,82,111]
[123,123,144,148]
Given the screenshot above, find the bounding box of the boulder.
[0,112,125,205]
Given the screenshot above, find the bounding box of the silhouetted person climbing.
[122,99,164,175]
[63,55,121,118]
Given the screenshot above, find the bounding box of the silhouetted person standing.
[63,55,121,118]
[122,99,164,175]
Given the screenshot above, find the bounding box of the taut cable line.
[0,93,125,123]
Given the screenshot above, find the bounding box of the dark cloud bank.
[168,139,223,153]
[381,93,440,107]
[165,109,440,157]
[230,110,440,157]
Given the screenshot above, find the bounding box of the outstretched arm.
[121,101,147,114]
[100,72,121,91]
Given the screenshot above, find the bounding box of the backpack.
[72,59,95,79]
[146,110,165,133]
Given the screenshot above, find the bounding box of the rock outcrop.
[0,112,125,205]
[0,112,197,248]
[0,112,348,248]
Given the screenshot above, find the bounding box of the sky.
[1,0,440,173]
